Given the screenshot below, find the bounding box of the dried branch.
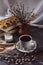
[9,2,36,24]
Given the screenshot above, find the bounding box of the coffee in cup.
[19,35,35,50]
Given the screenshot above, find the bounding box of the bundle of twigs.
[9,2,36,24]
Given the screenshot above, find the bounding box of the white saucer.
[16,40,37,53]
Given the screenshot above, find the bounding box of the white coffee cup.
[19,35,35,50]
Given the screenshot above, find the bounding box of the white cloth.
[0,0,12,20]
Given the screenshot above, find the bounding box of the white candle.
[4,34,13,42]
